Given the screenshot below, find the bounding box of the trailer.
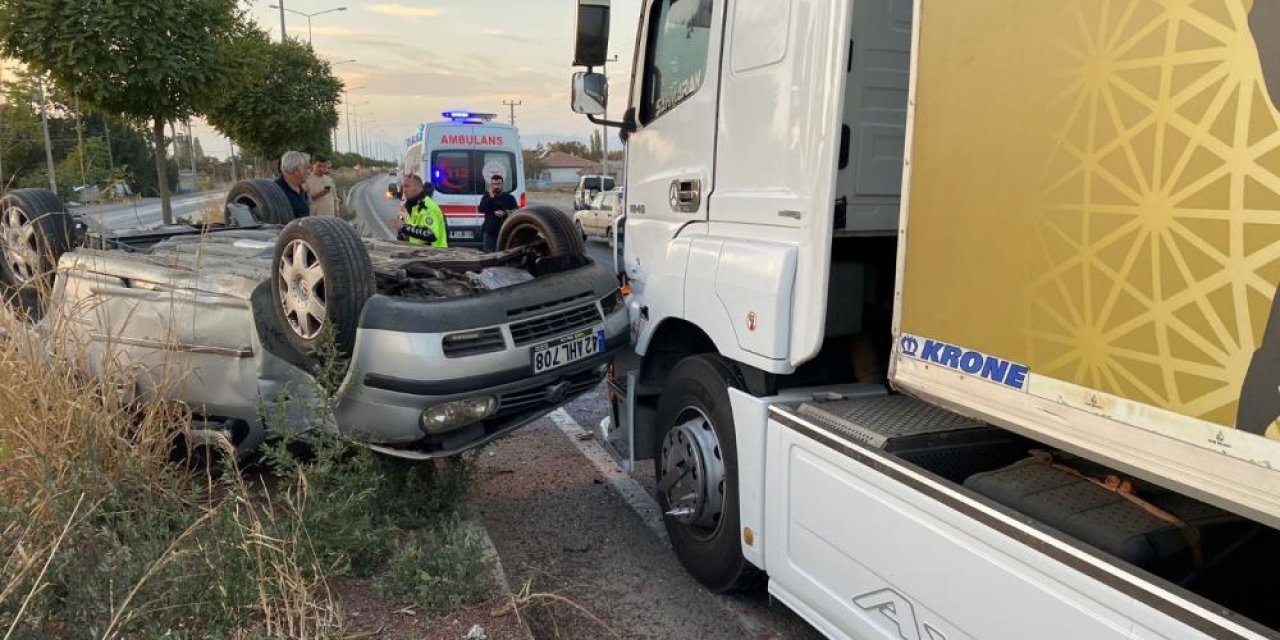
[572,0,1280,637]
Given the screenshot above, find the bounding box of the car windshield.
[432,150,518,195]
[583,176,615,192]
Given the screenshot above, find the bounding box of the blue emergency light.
[442,110,497,124]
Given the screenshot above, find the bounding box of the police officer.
[396,175,448,248]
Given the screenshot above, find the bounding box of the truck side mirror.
[574,0,611,67]
[572,72,608,116]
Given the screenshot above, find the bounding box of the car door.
[597,192,620,232]
[622,0,723,311]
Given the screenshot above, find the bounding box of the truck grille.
[441,328,506,358]
[509,303,603,347]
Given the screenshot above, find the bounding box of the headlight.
[420,397,497,434]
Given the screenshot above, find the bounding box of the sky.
[191,0,642,160]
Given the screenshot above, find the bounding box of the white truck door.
[621,0,723,314]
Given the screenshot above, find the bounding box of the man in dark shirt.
[478,174,519,252]
[275,150,311,218]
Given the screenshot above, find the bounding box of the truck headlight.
[420,397,497,434]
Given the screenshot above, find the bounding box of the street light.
[267,4,347,44]
[342,86,365,154]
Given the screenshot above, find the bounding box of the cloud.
[367,4,441,18]
[309,25,366,37]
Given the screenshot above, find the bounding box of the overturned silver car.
[0,181,628,460]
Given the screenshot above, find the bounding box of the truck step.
[796,394,1032,484]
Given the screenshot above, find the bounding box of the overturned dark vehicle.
[0,180,628,459]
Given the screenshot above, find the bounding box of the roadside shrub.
[377,519,492,617]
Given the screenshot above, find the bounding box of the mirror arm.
[587,113,633,132]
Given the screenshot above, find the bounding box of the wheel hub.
[0,205,38,283]
[659,407,725,531]
[278,239,327,340]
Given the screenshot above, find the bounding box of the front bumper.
[333,261,628,459]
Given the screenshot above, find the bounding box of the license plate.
[532,326,605,374]
[449,230,474,240]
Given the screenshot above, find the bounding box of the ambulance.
[401,111,528,245]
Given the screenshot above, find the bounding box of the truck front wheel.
[653,354,762,593]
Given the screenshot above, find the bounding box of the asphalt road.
[346,176,819,640]
[76,191,226,230]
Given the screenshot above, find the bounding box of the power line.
[503,99,522,127]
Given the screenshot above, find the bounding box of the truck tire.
[226,179,296,225]
[497,205,587,259]
[0,189,73,320]
[652,354,763,593]
[270,217,375,360]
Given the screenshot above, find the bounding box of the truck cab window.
[640,0,714,125]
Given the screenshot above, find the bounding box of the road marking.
[548,407,794,639]
[547,408,670,544]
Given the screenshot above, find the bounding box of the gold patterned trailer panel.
[901,0,1280,437]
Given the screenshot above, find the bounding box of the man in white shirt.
[303,153,339,217]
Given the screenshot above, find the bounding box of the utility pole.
[103,118,114,172]
[74,98,87,186]
[278,0,287,42]
[601,54,618,177]
[503,99,522,126]
[37,80,56,193]
[229,139,239,182]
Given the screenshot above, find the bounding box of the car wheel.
[606,225,614,241]
[576,221,588,242]
[497,205,587,260]
[271,217,375,360]
[226,179,296,225]
[0,189,73,320]
[653,354,763,593]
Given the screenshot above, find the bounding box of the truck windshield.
[431,150,518,195]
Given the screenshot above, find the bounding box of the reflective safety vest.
[405,196,448,248]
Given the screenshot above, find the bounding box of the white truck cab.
[573,1,1280,638]
[401,111,528,245]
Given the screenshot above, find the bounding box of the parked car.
[573,189,623,240]
[0,181,628,461]
[573,174,615,210]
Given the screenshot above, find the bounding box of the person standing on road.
[478,174,518,252]
[304,153,340,217]
[396,175,448,248]
[275,151,311,218]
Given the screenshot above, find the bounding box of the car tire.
[652,354,764,593]
[497,205,587,259]
[270,217,375,360]
[226,179,296,225]
[0,189,73,320]
[576,220,588,242]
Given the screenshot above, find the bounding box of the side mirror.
[572,72,608,116]
[574,0,611,67]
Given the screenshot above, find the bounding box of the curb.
[464,510,535,640]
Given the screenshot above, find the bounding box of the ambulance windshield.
[431,150,518,195]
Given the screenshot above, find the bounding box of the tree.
[522,148,547,185]
[548,141,590,158]
[206,30,341,171]
[0,0,244,223]
[589,130,603,161]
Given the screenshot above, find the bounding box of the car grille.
[441,328,506,358]
[508,303,603,347]
[506,291,595,320]
[496,369,603,415]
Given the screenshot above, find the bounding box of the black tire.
[226,179,296,225]
[653,354,763,593]
[0,189,73,320]
[270,217,375,359]
[576,220,588,242]
[497,205,587,259]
